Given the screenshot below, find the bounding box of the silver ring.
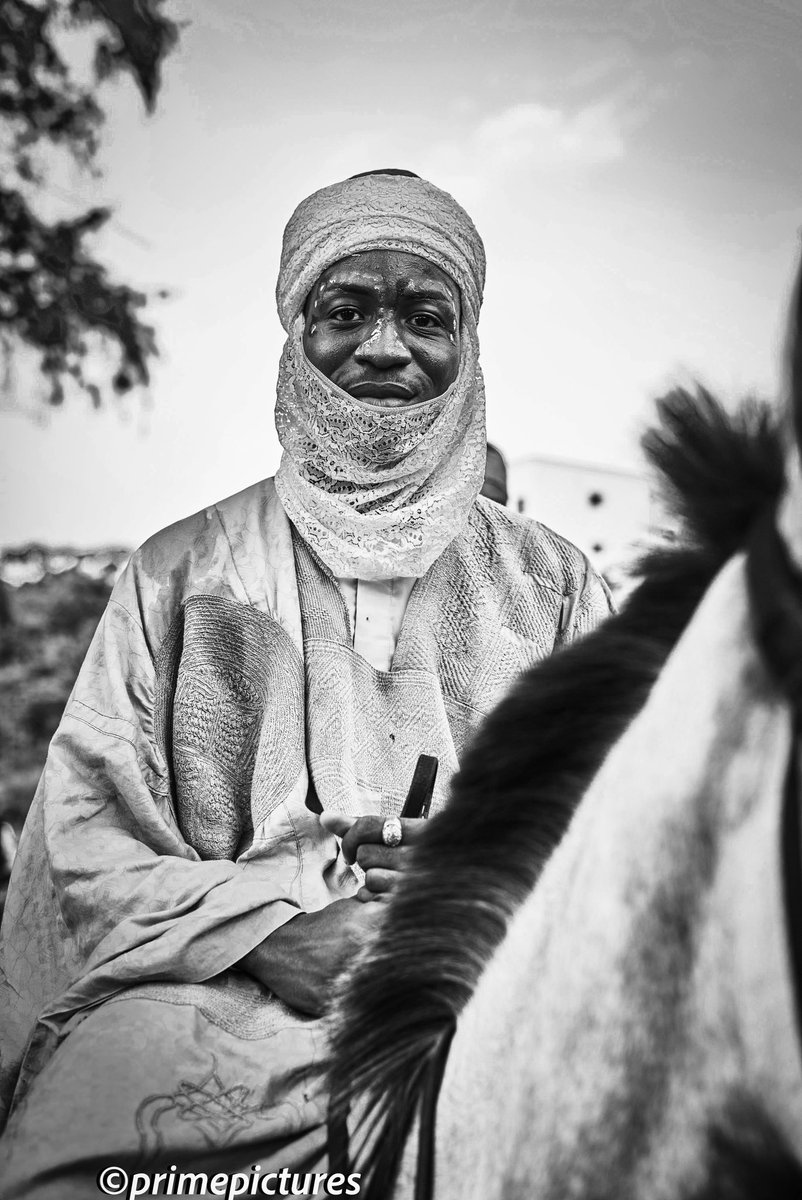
[381,817,403,848]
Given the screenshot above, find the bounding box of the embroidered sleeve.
[5,558,302,1033]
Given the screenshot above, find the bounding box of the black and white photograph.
[1,1,802,1196]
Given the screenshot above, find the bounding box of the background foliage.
[1,0,180,406]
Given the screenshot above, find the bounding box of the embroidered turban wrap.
[273,172,488,580]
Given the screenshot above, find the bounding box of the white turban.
[276,173,486,329]
[273,171,488,581]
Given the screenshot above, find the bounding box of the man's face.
[302,249,461,406]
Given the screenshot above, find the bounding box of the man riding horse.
[0,169,612,1192]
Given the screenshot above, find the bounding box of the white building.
[507,453,666,588]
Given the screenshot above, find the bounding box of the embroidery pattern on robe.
[154,595,306,859]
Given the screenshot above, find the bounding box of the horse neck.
[432,553,802,1200]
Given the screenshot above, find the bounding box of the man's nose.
[354,318,413,368]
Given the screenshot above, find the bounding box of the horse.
[328,262,802,1199]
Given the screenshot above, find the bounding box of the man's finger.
[355,844,407,871]
[319,812,358,839]
[341,816,428,864]
[363,868,399,895]
[340,816,384,864]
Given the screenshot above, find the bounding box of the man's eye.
[331,307,362,322]
[409,313,443,330]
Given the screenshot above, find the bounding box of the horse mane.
[328,387,785,1198]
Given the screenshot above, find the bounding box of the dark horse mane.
[328,387,786,1198]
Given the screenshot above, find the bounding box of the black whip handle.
[400,754,439,820]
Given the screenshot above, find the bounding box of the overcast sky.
[2,0,801,546]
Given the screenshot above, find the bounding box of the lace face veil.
[274,172,487,581]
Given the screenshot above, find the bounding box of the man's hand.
[238,898,381,1017]
[320,812,427,902]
